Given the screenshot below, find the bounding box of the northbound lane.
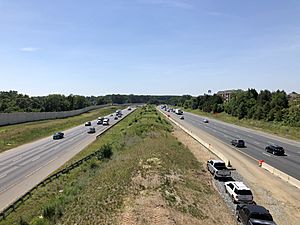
[163,108,300,180]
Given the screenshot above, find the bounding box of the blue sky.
[0,0,299,96]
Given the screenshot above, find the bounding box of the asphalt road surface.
[0,107,135,211]
[163,108,300,180]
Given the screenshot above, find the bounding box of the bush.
[42,201,63,221]
[98,144,113,159]
[19,217,29,225]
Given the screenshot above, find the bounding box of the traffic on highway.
[161,106,300,180]
[0,107,134,211]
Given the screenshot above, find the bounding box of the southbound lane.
[0,107,135,211]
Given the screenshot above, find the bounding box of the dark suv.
[231,139,245,148]
[53,132,64,140]
[236,204,276,225]
[265,145,285,155]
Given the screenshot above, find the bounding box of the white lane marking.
[253,141,260,145]
[262,152,271,157]
[247,134,253,138]
[223,134,229,138]
[31,156,40,161]
[0,173,7,179]
[12,156,22,162]
[25,157,58,178]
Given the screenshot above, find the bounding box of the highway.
[0,107,134,211]
[162,108,300,180]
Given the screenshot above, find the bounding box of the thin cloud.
[20,47,40,52]
[137,0,193,9]
[206,11,239,18]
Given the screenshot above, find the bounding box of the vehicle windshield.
[251,213,273,221]
[214,163,226,169]
[235,189,252,195]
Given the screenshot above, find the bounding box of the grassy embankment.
[0,106,121,153]
[184,109,300,141]
[0,105,227,225]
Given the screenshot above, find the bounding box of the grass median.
[0,105,233,225]
[0,106,122,154]
[185,109,300,141]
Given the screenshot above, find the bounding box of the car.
[85,121,91,126]
[114,116,118,120]
[231,139,245,148]
[203,118,209,123]
[224,181,253,204]
[110,114,113,117]
[265,145,285,155]
[53,132,64,140]
[97,119,103,125]
[87,127,96,134]
[128,107,132,110]
[180,116,184,120]
[103,118,109,125]
[236,204,276,225]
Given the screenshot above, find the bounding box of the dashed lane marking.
[0,173,7,179]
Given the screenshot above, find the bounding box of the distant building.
[288,92,298,99]
[217,90,238,102]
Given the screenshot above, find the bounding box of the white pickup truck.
[207,160,231,179]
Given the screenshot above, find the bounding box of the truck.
[207,160,231,179]
[175,109,183,115]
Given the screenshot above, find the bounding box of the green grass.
[185,109,300,141]
[0,106,122,153]
[0,105,215,225]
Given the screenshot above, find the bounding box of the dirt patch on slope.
[117,155,236,225]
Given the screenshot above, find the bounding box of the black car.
[85,121,91,126]
[87,127,96,134]
[231,139,245,148]
[53,132,64,140]
[236,204,276,225]
[265,145,285,155]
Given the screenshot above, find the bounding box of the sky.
[0,0,299,96]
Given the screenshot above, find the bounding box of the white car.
[224,181,253,204]
[103,118,109,125]
[203,118,209,123]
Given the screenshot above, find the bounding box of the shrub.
[98,144,113,159]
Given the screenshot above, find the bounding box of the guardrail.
[0,108,135,220]
[0,149,103,220]
[159,108,300,190]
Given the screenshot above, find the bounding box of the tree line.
[0,91,178,113]
[1,89,299,127]
[171,89,300,127]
